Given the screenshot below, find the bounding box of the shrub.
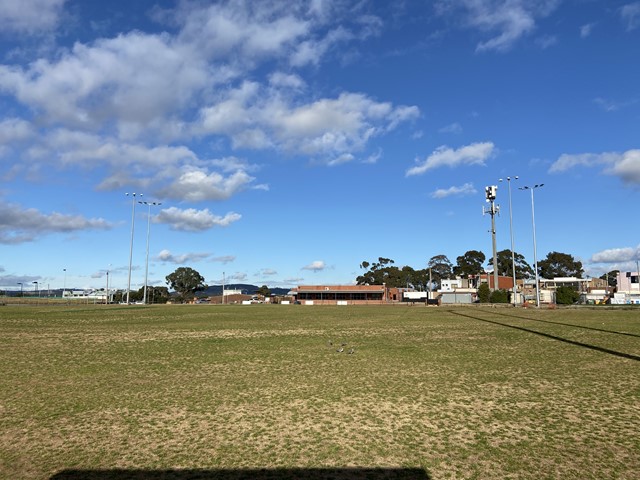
[478,283,491,303]
[490,289,509,303]
[556,285,580,305]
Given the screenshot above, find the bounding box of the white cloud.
[621,2,640,31]
[535,34,557,49]
[438,122,463,134]
[158,168,256,202]
[406,142,495,176]
[156,249,210,265]
[154,207,241,232]
[0,0,419,210]
[283,277,305,284]
[211,255,236,264]
[268,72,306,90]
[549,149,640,185]
[0,32,210,133]
[591,246,639,264]
[197,86,418,162]
[226,272,248,282]
[431,182,477,199]
[0,200,111,244]
[580,23,595,38]
[0,0,67,34]
[438,0,560,52]
[259,269,278,276]
[363,148,382,164]
[302,260,326,272]
[0,118,33,144]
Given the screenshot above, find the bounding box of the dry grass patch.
[1,305,638,479]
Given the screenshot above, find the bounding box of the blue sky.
[1,0,639,292]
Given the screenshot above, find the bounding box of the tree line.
[356,251,618,289]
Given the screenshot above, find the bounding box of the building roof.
[296,285,385,293]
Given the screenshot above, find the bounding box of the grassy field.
[1,304,638,479]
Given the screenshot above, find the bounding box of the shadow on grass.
[448,310,640,362]
[50,468,431,480]
[491,310,640,339]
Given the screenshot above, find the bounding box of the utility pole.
[483,185,500,291]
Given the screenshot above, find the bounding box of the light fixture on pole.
[500,176,518,305]
[125,192,142,304]
[483,185,500,291]
[222,271,225,305]
[519,184,544,307]
[138,201,161,305]
[105,268,109,305]
[17,282,23,297]
[33,281,39,297]
[63,268,67,299]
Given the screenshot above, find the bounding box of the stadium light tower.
[500,176,518,305]
[138,201,162,304]
[125,192,142,304]
[519,184,544,307]
[483,185,500,291]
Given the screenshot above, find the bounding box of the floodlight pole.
[483,186,500,291]
[500,176,519,305]
[139,201,161,304]
[520,184,544,307]
[125,192,142,304]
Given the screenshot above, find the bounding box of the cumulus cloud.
[0,0,420,211]
[302,260,326,272]
[158,169,256,202]
[156,249,210,264]
[197,87,419,163]
[0,118,33,144]
[431,182,477,198]
[406,142,495,176]
[549,149,640,185]
[0,200,111,244]
[0,0,67,34]
[437,0,560,52]
[621,2,640,31]
[591,246,639,264]
[154,207,241,232]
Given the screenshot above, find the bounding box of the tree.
[355,258,430,289]
[556,285,580,305]
[357,257,403,287]
[538,251,584,279]
[427,255,453,289]
[165,267,207,301]
[600,270,619,288]
[257,285,271,297]
[453,250,486,277]
[492,249,534,279]
[148,286,170,304]
[478,283,491,303]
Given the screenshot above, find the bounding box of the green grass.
[1,304,639,479]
